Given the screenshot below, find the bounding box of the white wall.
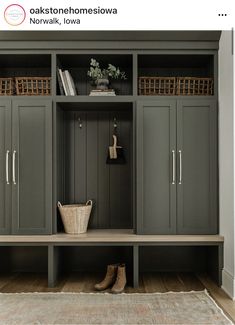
[219,30,235,299]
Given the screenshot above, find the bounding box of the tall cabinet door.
[0,100,11,234]
[177,100,218,234]
[12,100,52,234]
[136,101,177,234]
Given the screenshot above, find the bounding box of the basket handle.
[86,200,93,207]
[57,201,62,208]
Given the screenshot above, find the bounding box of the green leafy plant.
[87,58,127,81]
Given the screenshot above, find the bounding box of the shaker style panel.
[0,100,11,234]
[176,100,218,234]
[136,99,218,235]
[12,100,52,234]
[136,101,177,234]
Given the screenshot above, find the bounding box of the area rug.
[0,290,233,325]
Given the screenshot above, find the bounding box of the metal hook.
[114,118,117,129]
[78,117,82,129]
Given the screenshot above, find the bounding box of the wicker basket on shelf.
[139,76,176,95]
[177,77,213,96]
[15,77,51,96]
[57,200,93,235]
[0,78,14,96]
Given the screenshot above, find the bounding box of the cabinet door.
[136,101,177,234]
[177,100,218,234]
[12,100,52,234]
[0,100,11,234]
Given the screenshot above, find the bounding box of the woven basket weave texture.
[58,201,92,234]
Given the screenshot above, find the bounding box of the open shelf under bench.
[0,230,224,288]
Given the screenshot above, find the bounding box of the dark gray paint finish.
[98,112,110,227]
[138,55,214,89]
[109,110,132,228]
[0,41,220,51]
[63,111,75,203]
[48,245,59,287]
[0,242,222,287]
[0,35,220,286]
[0,100,11,234]
[177,100,218,234]
[206,245,223,286]
[0,31,221,42]
[136,99,217,235]
[46,242,221,287]
[54,106,65,233]
[136,101,177,234]
[7,246,47,272]
[57,54,132,96]
[86,111,99,227]
[0,50,218,99]
[133,245,139,288]
[62,109,133,230]
[12,100,53,234]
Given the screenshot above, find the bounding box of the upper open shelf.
[56,54,133,96]
[0,54,51,78]
[0,52,216,97]
[138,54,214,96]
[0,54,52,96]
[138,54,214,78]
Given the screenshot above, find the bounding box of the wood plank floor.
[0,272,234,323]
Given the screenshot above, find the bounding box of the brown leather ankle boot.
[94,264,118,291]
[111,264,127,294]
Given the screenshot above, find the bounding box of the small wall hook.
[78,117,82,128]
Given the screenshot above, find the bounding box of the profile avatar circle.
[4,4,26,26]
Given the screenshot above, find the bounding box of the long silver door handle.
[179,150,182,184]
[172,150,175,184]
[13,150,16,185]
[6,150,10,185]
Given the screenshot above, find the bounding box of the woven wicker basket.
[58,200,93,234]
[177,77,213,95]
[138,76,176,95]
[0,78,14,96]
[15,77,51,96]
[139,76,213,96]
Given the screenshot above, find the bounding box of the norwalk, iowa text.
[30,17,80,24]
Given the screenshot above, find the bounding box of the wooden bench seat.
[0,229,224,244]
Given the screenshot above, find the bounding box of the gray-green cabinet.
[136,101,177,234]
[0,99,52,235]
[177,100,217,234]
[136,99,217,235]
[0,100,11,234]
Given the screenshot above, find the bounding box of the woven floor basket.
[58,200,92,234]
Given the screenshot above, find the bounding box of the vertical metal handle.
[6,150,10,185]
[179,150,182,184]
[172,150,175,184]
[12,150,16,185]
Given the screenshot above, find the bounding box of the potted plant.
[87,58,127,91]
